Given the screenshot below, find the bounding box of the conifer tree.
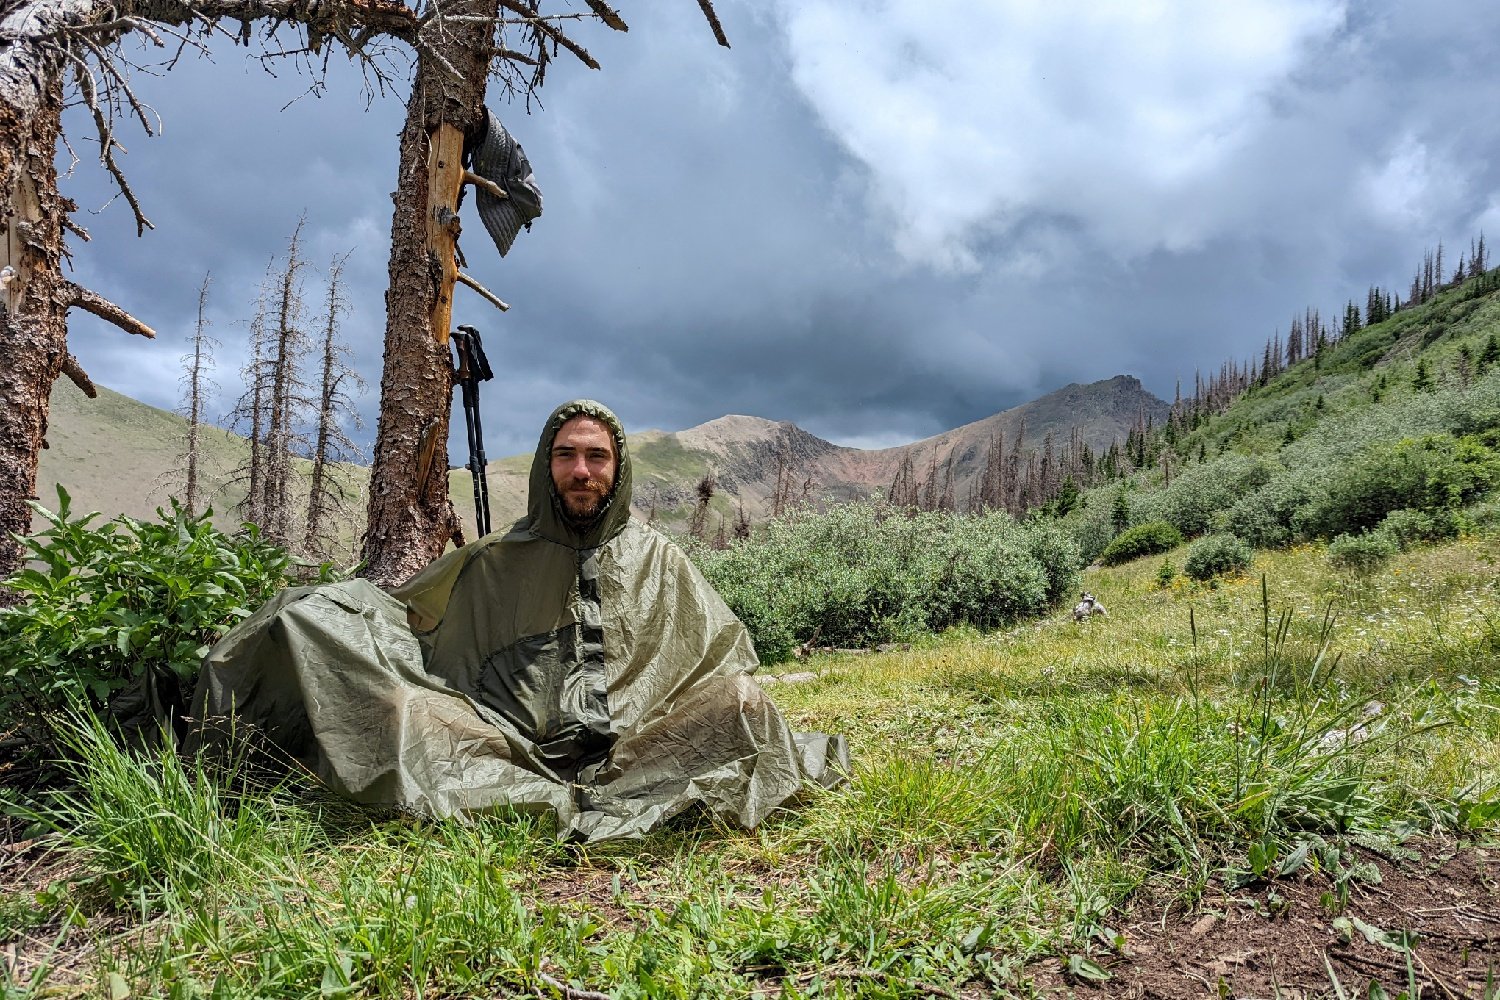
[1111,485,1130,535]
[1479,333,1500,373]
[1413,359,1432,392]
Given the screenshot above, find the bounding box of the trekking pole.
[452,325,495,536]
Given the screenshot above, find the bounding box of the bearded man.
[194,400,844,841]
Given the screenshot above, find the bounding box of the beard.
[558,476,612,527]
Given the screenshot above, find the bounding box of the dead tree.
[230,230,312,546]
[230,285,271,529]
[303,251,365,562]
[732,499,750,540]
[0,0,729,595]
[888,452,918,510]
[769,439,795,518]
[262,221,312,548]
[176,273,217,514]
[689,472,716,541]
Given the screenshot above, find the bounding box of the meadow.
[4,532,1497,998]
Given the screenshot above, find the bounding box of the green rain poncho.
[193,400,846,841]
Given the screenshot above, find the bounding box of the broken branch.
[490,45,538,66]
[583,0,627,32]
[460,168,507,200]
[536,972,611,1000]
[66,283,156,338]
[455,270,509,312]
[60,354,98,397]
[695,0,729,48]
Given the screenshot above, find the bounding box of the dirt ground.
[1028,840,1499,999]
[5,827,1497,997]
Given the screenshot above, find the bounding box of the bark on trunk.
[0,75,69,600]
[360,0,499,587]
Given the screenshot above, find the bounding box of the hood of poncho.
[528,399,634,550]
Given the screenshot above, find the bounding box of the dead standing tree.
[177,273,217,514]
[262,220,312,548]
[0,0,729,595]
[302,251,365,562]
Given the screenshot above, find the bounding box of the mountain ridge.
[38,374,1170,539]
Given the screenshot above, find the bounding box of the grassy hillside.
[6,535,1497,996]
[40,383,367,561]
[38,383,250,527]
[1058,271,1500,566]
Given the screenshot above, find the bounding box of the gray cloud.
[56,0,1500,463]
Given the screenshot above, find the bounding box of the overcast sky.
[57,0,1500,458]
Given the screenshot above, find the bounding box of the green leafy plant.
[1183,533,1252,582]
[1098,520,1183,566]
[0,487,325,752]
[1326,530,1398,574]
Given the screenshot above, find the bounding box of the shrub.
[1098,520,1183,566]
[1154,559,1177,589]
[1326,530,1398,574]
[1378,507,1461,550]
[1466,498,1500,534]
[0,487,322,752]
[1139,455,1275,538]
[1184,533,1253,582]
[1221,472,1315,549]
[693,500,1078,662]
[1018,517,1083,604]
[1068,512,1116,568]
[1295,434,1500,539]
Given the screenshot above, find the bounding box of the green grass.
[4,535,1499,998]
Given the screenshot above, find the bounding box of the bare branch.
[490,45,537,66]
[61,354,98,397]
[497,0,599,69]
[537,972,611,1000]
[28,16,158,42]
[69,50,155,235]
[460,168,507,200]
[695,0,729,48]
[455,270,509,312]
[78,34,161,137]
[65,282,156,338]
[583,0,627,32]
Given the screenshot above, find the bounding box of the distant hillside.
[37,383,366,560]
[454,376,1169,532]
[39,374,1168,543]
[1053,264,1500,564]
[37,383,250,526]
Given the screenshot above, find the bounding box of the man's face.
[550,415,618,526]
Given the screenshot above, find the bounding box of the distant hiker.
[194,400,846,842]
[1072,592,1108,622]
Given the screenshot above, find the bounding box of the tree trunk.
[0,74,69,600]
[360,0,498,587]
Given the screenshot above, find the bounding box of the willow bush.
[690,500,1080,663]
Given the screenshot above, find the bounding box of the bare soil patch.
[1029,840,1499,998]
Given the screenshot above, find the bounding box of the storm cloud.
[57,0,1500,459]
